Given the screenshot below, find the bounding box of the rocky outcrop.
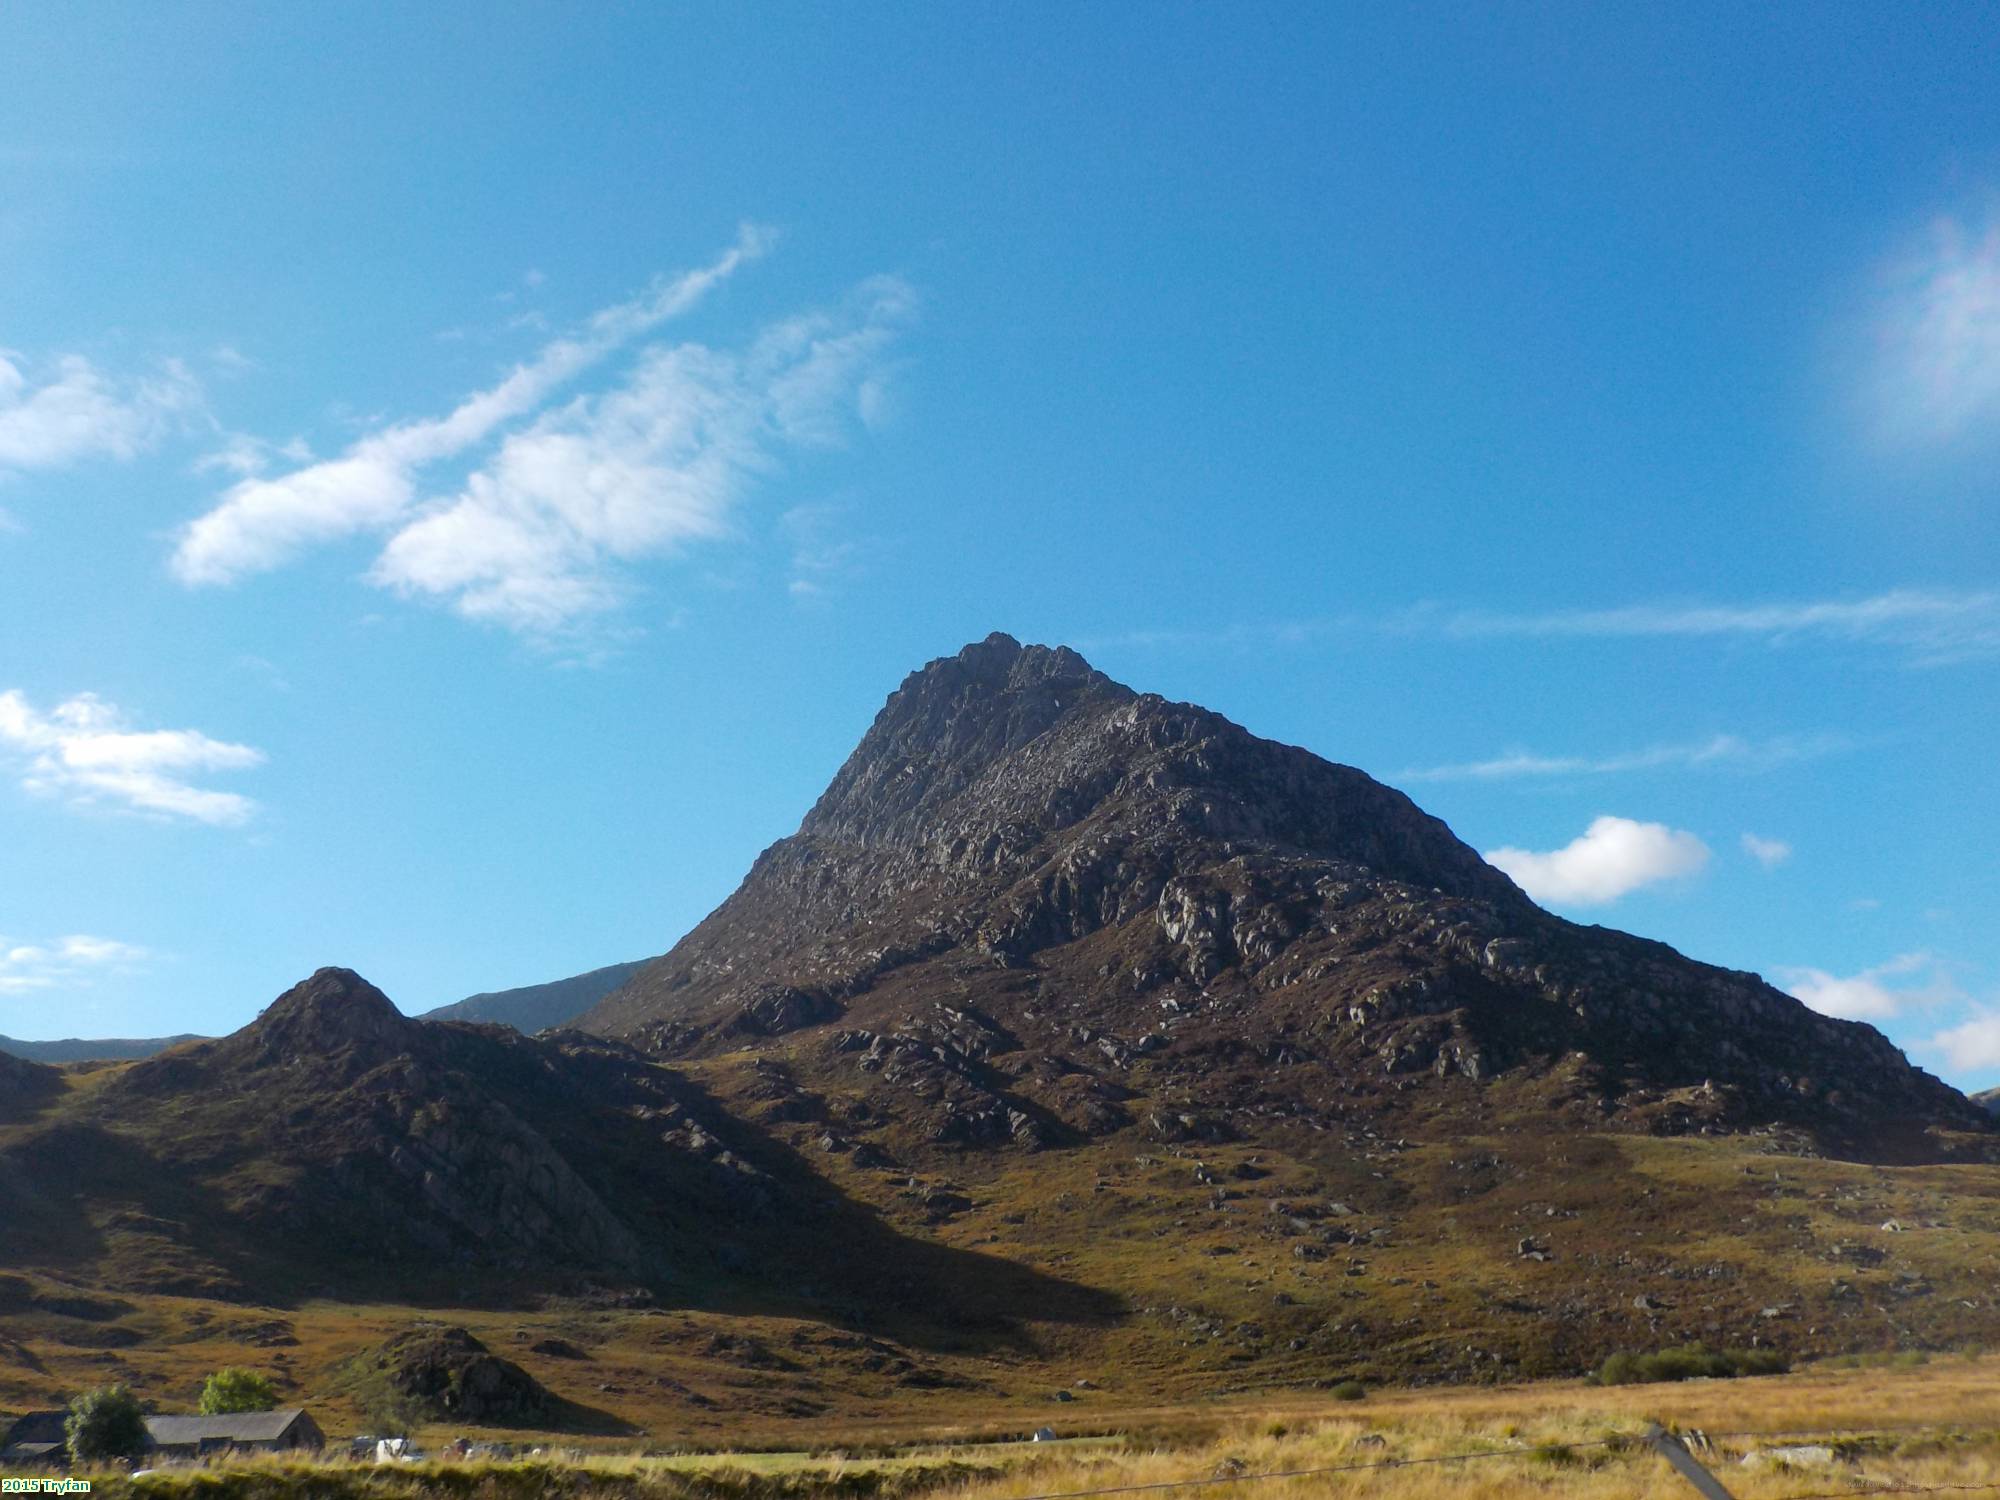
[357,1325,554,1424]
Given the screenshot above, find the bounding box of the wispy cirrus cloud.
[171,232,914,640]
[1740,832,1793,870]
[369,276,912,634]
[1396,731,1852,785]
[1407,589,2000,666]
[0,933,148,995]
[780,501,869,601]
[1868,208,2000,451]
[1084,588,2000,666]
[0,690,263,826]
[1485,815,1710,907]
[171,227,769,588]
[0,351,202,473]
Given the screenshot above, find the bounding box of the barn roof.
[1,1411,68,1446]
[144,1409,314,1446]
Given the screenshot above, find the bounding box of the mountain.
[421,960,650,1033]
[0,966,1102,1325]
[582,633,1983,1159]
[3,635,1997,1429]
[1977,1086,2000,1117]
[0,1033,204,1064]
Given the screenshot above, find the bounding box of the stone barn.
[142,1408,325,1459]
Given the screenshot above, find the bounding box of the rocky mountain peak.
[580,635,1988,1159]
[800,634,1131,847]
[243,966,415,1061]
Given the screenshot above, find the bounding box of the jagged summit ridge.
[797,632,1514,901]
[801,633,1127,847]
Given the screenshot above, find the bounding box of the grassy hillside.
[3,1041,1998,1447]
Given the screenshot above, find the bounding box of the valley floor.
[25,1354,2000,1499]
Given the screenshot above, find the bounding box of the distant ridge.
[0,960,648,1065]
[421,960,650,1033]
[0,1032,204,1064]
[1977,1086,2000,1117]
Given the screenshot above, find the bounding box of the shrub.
[1596,1344,1790,1386]
[65,1384,148,1462]
[199,1366,278,1414]
[1330,1380,1367,1401]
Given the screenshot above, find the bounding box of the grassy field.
[31,1353,2000,1499]
[7,1122,2000,1450]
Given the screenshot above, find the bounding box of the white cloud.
[1869,210,2000,449]
[0,690,263,826]
[1776,951,1960,1022]
[0,352,201,472]
[1397,732,1851,784]
[780,501,866,602]
[368,276,914,635]
[0,933,148,995]
[1485,815,1710,906]
[1923,1011,2000,1075]
[1084,589,2000,666]
[1419,589,2000,666]
[170,228,769,587]
[1741,833,1792,869]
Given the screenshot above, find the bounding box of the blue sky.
[1,5,1997,1089]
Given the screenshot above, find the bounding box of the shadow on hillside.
[0,1121,264,1298]
[527,1062,1128,1354]
[0,1041,1126,1355]
[276,1064,1128,1354]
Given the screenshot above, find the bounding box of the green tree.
[198,1366,279,1415]
[64,1384,148,1463]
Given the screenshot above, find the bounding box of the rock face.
[583,634,1986,1159]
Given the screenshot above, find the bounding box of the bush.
[199,1366,278,1414]
[65,1384,148,1462]
[1596,1344,1790,1386]
[1330,1380,1367,1401]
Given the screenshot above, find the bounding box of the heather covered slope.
[583,634,1984,1159]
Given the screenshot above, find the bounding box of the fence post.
[1645,1422,1738,1499]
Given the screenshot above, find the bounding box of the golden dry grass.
[40,1354,2000,1500]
